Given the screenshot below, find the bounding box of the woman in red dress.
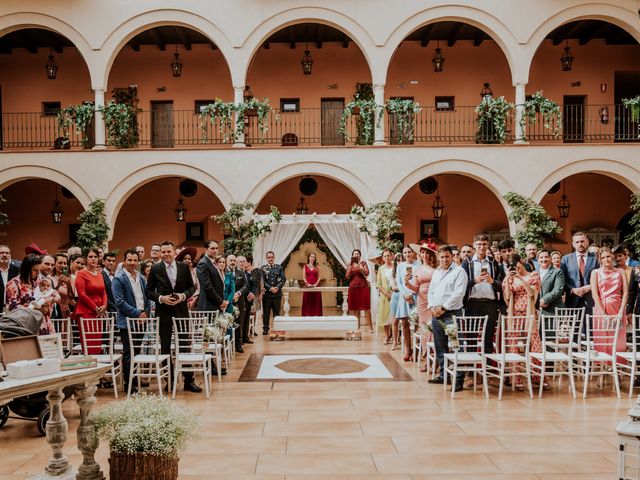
[346,249,372,332]
[73,248,107,355]
[301,253,323,316]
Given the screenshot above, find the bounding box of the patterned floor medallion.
[274,357,370,376]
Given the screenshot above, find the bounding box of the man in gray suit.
[537,250,564,316]
[561,231,598,317]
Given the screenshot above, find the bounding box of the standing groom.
[145,240,201,393]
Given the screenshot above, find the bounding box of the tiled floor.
[0,330,631,479]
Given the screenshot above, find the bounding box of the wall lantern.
[557,180,571,219]
[45,49,58,80]
[432,177,445,220]
[171,45,183,77]
[561,40,574,72]
[50,186,63,224]
[432,41,445,73]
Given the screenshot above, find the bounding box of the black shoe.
[428,377,444,384]
[263,329,270,335]
[212,368,228,376]
[125,386,139,395]
[236,346,245,353]
[244,339,254,344]
[184,382,203,393]
[634,378,640,387]
[454,383,464,392]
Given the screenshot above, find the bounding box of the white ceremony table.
[0,364,111,480]
[282,286,349,316]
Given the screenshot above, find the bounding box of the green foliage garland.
[350,202,402,252]
[385,98,421,144]
[199,98,272,144]
[213,203,281,257]
[76,199,110,254]
[475,96,514,144]
[235,98,272,141]
[624,193,640,254]
[100,102,139,148]
[623,96,640,122]
[503,192,561,254]
[519,91,561,141]
[57,102,95,148]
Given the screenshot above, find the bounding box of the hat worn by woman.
[24,243,47,256]
[409,242,437,255]
[176,246,197,262]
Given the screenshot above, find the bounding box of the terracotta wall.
[0,179,84,256]
[398,175,509,248]
[256,176,363,214]
[110,178,226,256]
[540,173,631,251]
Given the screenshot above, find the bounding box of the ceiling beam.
[342,34,349,48]
[148,29,166,51]
[473,32,486,46]
[552,22,584,45]
[262,40,269,49]
[420,24,435,47]
[579,23,610,45]
[210,42,217,50]
[447,23,465,47]
[316,24,323,49]
[174,27,192,51]
[129,39,140,52]
[289,27,296,49]
[37,30,64,53]
[13,31,38,53]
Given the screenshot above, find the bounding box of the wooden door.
[563,95,585,143]
[151,100,174,148]
[320,98,344,146]
[389,96,415,145]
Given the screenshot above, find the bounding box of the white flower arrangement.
[90,394,198,457]
[425,318,459,349]
[408,308,419,329]
[350,202,402,252]
[203,323,224,343]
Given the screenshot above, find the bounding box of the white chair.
[51,317,72,355]
[191,311,228,375]
[79,317,123,398]
[486,315,535,400]
[443,315,489,398]
[615,314,640,397]
[126,317,171,398]
[529,314,577,398]
[171,317,213,399]
[555,307,586,351]
[573,314,621,399]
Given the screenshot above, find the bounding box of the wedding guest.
[221,256,235,315]
[562,231,599,318]
[460,244,475,261]
[551,250,562,269]
[537,249,565,317]
[67,246,82,257]
[140,259,154,280]
[236,255,253,347]
[503,253,543,389]
[33,276,58,334]
[461,233,503,355]
[74,248,108,355]
[405,242,436,371]
[395,245,420,360]
[613,245,634,283]
[427,245,467,390]
[227,254,249,352]
[6,254,43,311]
[301,252,322,316]
[149,243,162,263]
[68,253,85,301]
[0,245,19,313]
[524,243,539,272]
[452,247,462,266]
[51,253,72,318]
[176,247,199,310]
[197,241,226,313]
[102,251,117,313]
[261,251,285,335]
[591,247,628,355]
[346,249,372,332]
[498,239,516,278]
[376,249,394,343]
[112,248,151,394]
[41,255,56,277]
[389,255,401,349]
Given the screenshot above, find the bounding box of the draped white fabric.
[253,221,309,266]
[314,222,362,268]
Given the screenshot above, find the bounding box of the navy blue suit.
[561,252,598,315]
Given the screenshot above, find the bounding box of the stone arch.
[0,13,99,86]
[96,9,238,89]
[522,4,640,80]
[240,7,382,84]
[380,5,524,85]
[530,159,640,204]
[104,163,234,239]
[0,166,92,209]
[245,162,375,207]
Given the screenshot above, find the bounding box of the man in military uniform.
[261,251,285,335]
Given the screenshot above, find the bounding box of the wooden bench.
[273,315,359,338]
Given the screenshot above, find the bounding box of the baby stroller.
[0,309,74,435]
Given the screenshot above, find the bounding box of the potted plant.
[339,83,379,145]
[91,395,198,480]
[475,96,514,144]
[623,96,640,139]
[503,192,562,254]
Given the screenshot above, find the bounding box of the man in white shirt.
[427,245,468,390]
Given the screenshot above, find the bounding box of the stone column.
[75,384,105,480]
[92,89,106,150]
[233,86,246,148]
[40,387,75,479]
[373,84,387,146]
[514,82,527,144]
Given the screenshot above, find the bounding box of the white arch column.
[93,88,106,149]
[373,84,386,146]
[514,82,527,144]
[233,85,246,148]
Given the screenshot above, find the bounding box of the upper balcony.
[0,18,638,151]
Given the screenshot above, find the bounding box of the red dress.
[73,269,107,354]
[347,261,371,311]
[301,265,323,316]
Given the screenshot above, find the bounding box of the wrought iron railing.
[1,104,638,150]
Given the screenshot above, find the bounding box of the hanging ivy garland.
[100,101,140,148]
[623,96,640,123]
[199,98,272,143]
[475,96,514,144]
[519,91,561,142]
[56,102,95,148]
[385,99,421,144]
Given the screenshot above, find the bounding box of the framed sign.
[420,220,439,239]
[37,334,64,360]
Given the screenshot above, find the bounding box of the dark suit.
[102,269,117,313]
[196,256,225,312]
[627,267,640,315]
[231,267,249,347]
[538,266,565,317]
[0,263,19,312]
[145,261,195,382]
[561,252,598,315]
[261,263,285,333]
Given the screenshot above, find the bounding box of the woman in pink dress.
[591,247,628,355]
[405,242,436,372]
[301,253,323,316]
[503,253,543,388]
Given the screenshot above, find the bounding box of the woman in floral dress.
[502,253,543,388]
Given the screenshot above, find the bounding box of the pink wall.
[541,173,631,252]
[256,176,363,214]
[0,179,83,255]
[398,175,509,248]
[110,178,226,255]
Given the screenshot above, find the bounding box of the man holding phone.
[461,233,503,355]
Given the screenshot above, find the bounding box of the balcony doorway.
[563,95,585,143]
[151,100,174,148]
[615,71,640,142]
[320,98,344,146]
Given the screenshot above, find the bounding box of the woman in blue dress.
[395,245,420,361]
